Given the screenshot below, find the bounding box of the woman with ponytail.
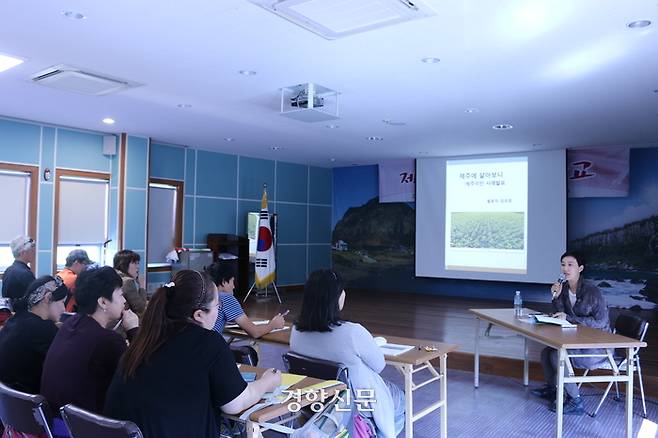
[104,270,281,438]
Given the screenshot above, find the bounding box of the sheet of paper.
[380,343,414,356]
[281,373,306,388]
[269,326,290,333]
[225,320,269,329]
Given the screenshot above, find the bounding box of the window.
[147,179,183,268]
[0,163,38,273]
[54,170,110,271]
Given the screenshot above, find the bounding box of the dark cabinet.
[206,234,249,296]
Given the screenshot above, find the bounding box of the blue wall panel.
[195,198,236,244]
[239,157,275,200]
[37,251,52,277]
[276,203,307,244]
[309,166,332,204]
[308,205,332,244]
[0,119,40,164]
[183,197,195,244]
[126,136,148,188]
[150,143,185,180]
[41,127,56,171]
[196,151,237,197]
[238,200,261,236]
[277,245,307,285]
[124,189,147,250]
[37,183,53,250]
[185,149,196,196]
[277,162,308,203]
[308,245,331,274]
[56,129,109,172]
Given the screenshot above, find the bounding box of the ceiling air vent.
[30,65,141,96]
[247,0,436,40]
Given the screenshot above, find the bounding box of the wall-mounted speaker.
[102,135,117,156]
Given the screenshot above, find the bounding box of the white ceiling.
[0,0,657,167]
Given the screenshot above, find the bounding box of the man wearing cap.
[0,275,68,394]
[58,249,93,312]
[2,235,36,311]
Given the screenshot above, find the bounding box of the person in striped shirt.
[207,260,285,336]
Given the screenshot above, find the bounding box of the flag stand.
[243,280,281,303]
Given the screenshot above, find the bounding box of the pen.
[281,309,290,317]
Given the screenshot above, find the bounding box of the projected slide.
[445,156,528,274]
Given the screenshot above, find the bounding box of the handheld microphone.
[552,274,567,299]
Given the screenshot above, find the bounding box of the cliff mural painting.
[332,148,658,313]
[567,147,658,311]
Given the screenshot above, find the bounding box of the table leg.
[474,317,480,388]
[403,364,413,438]
[555,348,565,438]
[245,421,263,438]
[440,354,448,438]
[523,337,529,386]
[626,347,634,438]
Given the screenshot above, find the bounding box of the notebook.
[533,315,576,328]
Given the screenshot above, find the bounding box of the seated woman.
[290,269,404,438]
[206,260,285,336]
[113,250,148,318]
[104,270,281,438]
[0,275,67,393]
[531,251,611,415]
[41,266,139,415]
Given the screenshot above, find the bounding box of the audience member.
[0,276,67,393]
[290,269,405,438]
[58,249,93,312]
[532,251,610,415]
[2,235,36,312]
[104,270,280,438]
[113,250,147,317]
[206,260,284,336]
[41,266,139,415]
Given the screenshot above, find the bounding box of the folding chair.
[60,404,143,438]
[282,352,349,384]
[0,381,54,438]
[578,314,648,418]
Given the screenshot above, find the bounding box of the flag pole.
[243,183,281,303]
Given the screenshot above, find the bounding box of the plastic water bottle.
[514,290,523,318]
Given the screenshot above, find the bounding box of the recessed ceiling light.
[325,124,339,129]
[224,137,234,142]
[330,158,336,162]
[465,108,479,113]
[627,20,651,28]
[238,70,257,76]
[102,118,115,125]
[417,151,430,155]
[367,136,384,141]
[532,143,543,148]
[421,57,440,64]
[61,10,86,20]
[270,146,282,151]
[176,103,192,108]
[0,53,24,73]
[382,119,406,126]
[492,123,513,130]
[351,163,359,166]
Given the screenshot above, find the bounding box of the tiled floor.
[258,342,658,438]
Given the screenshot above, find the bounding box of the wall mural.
[332,148,658,317]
